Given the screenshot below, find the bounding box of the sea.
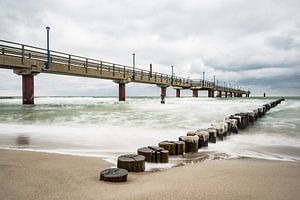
[0,96,299,170]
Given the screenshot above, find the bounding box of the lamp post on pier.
[213,75,216,88]
[202,71,205,86]
[132,53,136,80]
[45,26,50,70]
[171,65,174,84]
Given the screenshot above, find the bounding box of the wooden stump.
[137,146,169,163]
[187,131,208,148]
[16,135,30,145]
[235,113,248,128]
[247,112,255,124]
[230,115,242,129]
[117,154,145,172]
[230,119,239,133]
[263,104,270,112]
[224,119,232,135]
[258,108,263,117]
[207,128,217,143]
[253,109,258,120]
[225,118,239,134]
[179,136,198,153]
[262,105,267,114]
[158,141,185,155]
[219,122,229,136]
[196,130,209,147]
[149,146,169,163]
[99,168,128,182]
[211,124,225,140]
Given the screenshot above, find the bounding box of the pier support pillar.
[176,89,180,98]
[161,87,167,96]
[225,92,228,98]
[114,79,130,101]
[208,90,214,97]
[217,91,222,98]
[160,86,167,104]
[22,74,34,104]
[192,89,198,97]
[229,92,232,97]
[119,83,126,101]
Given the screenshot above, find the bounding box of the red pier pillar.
[176,89,180,98]
[218,91,222,97]
[161,87,167,96]
[22,74,34,104]
[119,83,126,101]
[160,87,167,104]
[208,90,214,98]
[192,90,198,97]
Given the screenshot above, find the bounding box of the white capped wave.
[0,96,299,169]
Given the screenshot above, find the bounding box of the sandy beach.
[0,149,299,200]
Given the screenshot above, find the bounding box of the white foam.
[0,97,299,164]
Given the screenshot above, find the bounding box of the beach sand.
[0,149,299,200]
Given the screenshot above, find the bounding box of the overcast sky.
[0,0,299,96]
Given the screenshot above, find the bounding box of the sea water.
[0,96,299,170]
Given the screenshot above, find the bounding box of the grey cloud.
[1,0,300,96]
[265,34,300,50]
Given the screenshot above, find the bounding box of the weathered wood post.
[179,135,198,153]
[207,128,217,143]
[100,168,128,182]
[137,146,169,163]
[158,141,185,155]
[117,154,145,172]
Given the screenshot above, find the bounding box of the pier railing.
[0,39,248,94]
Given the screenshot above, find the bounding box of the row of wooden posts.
[99,98,285,182]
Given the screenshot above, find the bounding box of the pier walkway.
[0,40,250,104]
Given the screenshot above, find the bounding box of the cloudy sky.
[0,0,299,96]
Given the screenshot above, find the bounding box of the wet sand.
[0,149,300,200]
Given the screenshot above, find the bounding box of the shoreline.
[1,149,300,200]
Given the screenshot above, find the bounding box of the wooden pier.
[0,40,250,104]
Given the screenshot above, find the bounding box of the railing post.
[21,45,25,65]
[85,58,88,73]
[141,70,143,80]
[1,47,4,55]
[68,55,71,71]
[155,73,157,82]
[100,61,103,75]
[113,64,115,76]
